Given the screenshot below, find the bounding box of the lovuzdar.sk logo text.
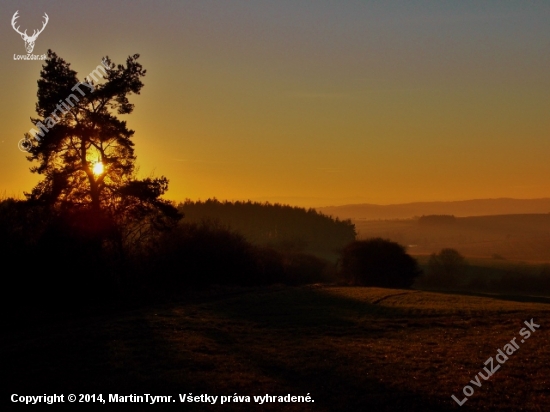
[11,10,49,60]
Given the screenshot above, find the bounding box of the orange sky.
[1,1,549,207]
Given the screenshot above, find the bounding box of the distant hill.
[353,213,550,262]
[317,198,550,220]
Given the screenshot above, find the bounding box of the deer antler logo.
[11,11,49,54]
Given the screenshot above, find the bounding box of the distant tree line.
[417,215,457,226]
[416,247,550,296]
[177,199,356,259]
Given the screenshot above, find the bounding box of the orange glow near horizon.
[1,3,549,208]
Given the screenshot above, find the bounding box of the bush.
[338,238,421,288]
[132,221,334,290]
[282,252,336,285]
[135,221,263,287]
[425,248,467,288]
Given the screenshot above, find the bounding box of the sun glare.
[92,162,104,176]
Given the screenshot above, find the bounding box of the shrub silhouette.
[426,248,467,288]
[282,252,336,285]
[136,221,261,287]
[339,238,421,288]
[133,221,333,290]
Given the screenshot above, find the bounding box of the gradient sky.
[1,1,549,207]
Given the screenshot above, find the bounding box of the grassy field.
[2,286,549,411]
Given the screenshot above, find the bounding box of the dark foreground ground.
[2,286,549,411]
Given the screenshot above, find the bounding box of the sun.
[92,161,104,176]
